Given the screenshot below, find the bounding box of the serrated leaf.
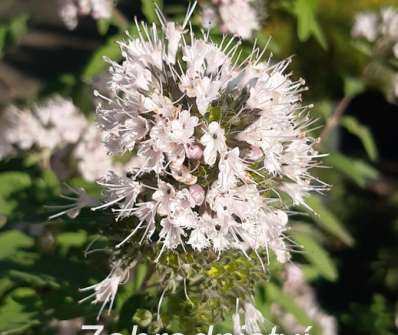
[293,0,327,49]
[341,116,378,161]
[305,196,354,246]
[292,231,338,281]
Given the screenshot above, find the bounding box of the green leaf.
[305,196,354,246]
[132,264,147,292]
[326,152,379,187]
[0,172,32,216]
[82,34,123,81]
[341,116,378,161]
[344,77,366,98]
[82,24,138,81]
[0,26,7,56]
[141,0,163,23]
[293,0,327,49]
[0,288,40,334]
[0,230,33,260]
[292,231,338,281]
[8,15,29,43]
[56,230,88,250]
[97,19,110,35]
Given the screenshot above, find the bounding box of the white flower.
[381,7,398,40]
[74,124,113,181]
[152,180,176,216]
[219,0,260,39]
[352,12,378,41]
[48,185,98,219]
[201,6,217,29]
[159,217,185,249]
[169,109,198,144]
[95,171,143,220]
[201,0,262,40]
[218,147,247,190]
[58,0,113,30]
[79,262,130,319]
[272,264,338,335]
[244,302,265,334]
[394,74,398,97]
[232,299,265,335]
[200,121,227,166]
[34,96,87,149]
[394,42,398,58]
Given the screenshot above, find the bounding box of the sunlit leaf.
[293,0,327,49]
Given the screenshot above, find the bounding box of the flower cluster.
[201,0,263,39]
[352,7,398,56]
[271,265,338,335]
[58,0,113,30]
[0,96,112,181]
[92,3,325,267]
[352,7,398,99]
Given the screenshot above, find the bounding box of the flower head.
[91,3,324,265]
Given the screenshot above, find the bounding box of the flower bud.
[246,145,263,161]
[189,184,205,206]
[186,143,203,160]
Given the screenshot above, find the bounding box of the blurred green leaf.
[326,152,379,187]
[0,288,40,335]
[56,230,87,250]
[0,230,33,260]
[293,0,327,49]
[306,196,354,246]
[292,231,338,281]
[341,115,378,161]
[344,77,366,97]
[8,15,29,43]
[97,19,110,35]
[141,0,161,23]
[82,34,123,81]
[0,172,32,216]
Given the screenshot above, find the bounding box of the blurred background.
[0,0,397,334]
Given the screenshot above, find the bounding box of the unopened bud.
[189,184,205,206]
[186,143,203,160]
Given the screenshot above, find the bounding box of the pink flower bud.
[186,143,203,160]
[246,145,263,161]
[189,184,205,206]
